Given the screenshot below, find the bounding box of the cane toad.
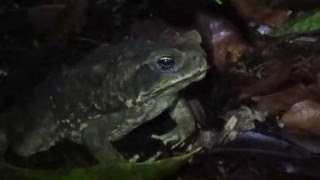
[0,30,208,162]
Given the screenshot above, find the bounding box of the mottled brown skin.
[0,30,208,163]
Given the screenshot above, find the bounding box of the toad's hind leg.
[4,108,59,158]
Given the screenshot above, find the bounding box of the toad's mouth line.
[136,67,208,103]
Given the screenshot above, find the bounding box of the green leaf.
[215,0,223,5]
[0,148,200,180]
[269,10,320,37]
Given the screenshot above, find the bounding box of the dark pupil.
[156,56,175,70]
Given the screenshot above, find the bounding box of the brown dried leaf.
[290,56,320,84]
[281,100,320,135]
[232,0,291,27]
[188,98,207,128]
[196,13,246,71]
[253,83,320,114]
[241,42,320,98]
[241,62,291,98]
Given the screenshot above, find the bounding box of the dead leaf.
[188,98,207,128]
[232,0,291,27]
[240,62,291,98]
[281,100,320,135]
[253,83,320,114]
[196,13,246,71]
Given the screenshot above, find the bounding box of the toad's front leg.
[82,106,152,163]
[152,98,196,148]
[82,116,125,163]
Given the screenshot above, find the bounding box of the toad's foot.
[151,127,189,149]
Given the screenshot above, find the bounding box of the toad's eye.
[156,56,175,71]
